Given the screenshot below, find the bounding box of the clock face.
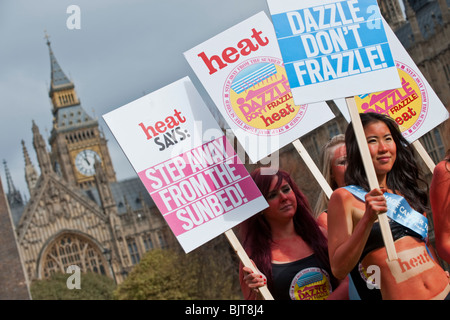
[74,149,101,176]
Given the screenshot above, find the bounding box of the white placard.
[103,77,268,253]
[184,11,334,163]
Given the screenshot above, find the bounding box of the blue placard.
[270,0,395,89]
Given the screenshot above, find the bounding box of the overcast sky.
[0,0,270,199]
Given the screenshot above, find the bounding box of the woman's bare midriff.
[361,236,450,300]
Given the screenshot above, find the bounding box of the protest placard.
[267,0,403,260]
[267,0,401,105]
[184,11,335,164]
[102,77,268,254]
[334,18,449,172]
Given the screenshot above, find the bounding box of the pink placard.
[138,136,262,236]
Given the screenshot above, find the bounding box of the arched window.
[40,232,108,279]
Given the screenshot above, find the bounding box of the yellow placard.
[223,56,307,136]
[354,61,429,138]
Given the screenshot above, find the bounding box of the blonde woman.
[314,134,347,228]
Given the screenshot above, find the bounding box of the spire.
[378,0,405,31]
[3,159,17,195]
[22,140,39,192]
[405,0,423,43]
[45,31,73,93]
[43,32,95,136]
[3,160,23,207]
[22,140,32,167]
[32,120,52,176]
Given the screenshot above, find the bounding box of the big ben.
[45,35,116,188]
[3,35,177,287]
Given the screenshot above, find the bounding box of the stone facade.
[0,178,31,299]
[8,39,178,287]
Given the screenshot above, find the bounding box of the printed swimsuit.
[271,254,335,300]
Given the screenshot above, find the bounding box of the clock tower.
[45,35,116,189]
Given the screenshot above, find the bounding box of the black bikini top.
[361,218,422,260]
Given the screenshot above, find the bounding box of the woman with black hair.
[239,168,348,300]
[327,112,450,299]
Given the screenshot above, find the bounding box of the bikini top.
[343,185,426,300]
[361,218,422,261]
[342,185,428,254]
[349,218,423,300]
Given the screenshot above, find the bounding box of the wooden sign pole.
[412,140,436,173]
[346,97,398,261]
[224,229,274,300]
[292,139,333,199]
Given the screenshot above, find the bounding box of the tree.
[30,271,116,300]
[114,236,242,300]
[184,235,242,299]
[114,248,196,300]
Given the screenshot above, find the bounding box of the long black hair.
[345,112,428,213]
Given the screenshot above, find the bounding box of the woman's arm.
[239,262,267,300]
[326,276,349,300]
[430,161,450,263]
[327,188,385,279]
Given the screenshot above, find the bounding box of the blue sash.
[343,185,428,240]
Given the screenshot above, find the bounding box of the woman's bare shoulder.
[328,187,359,217]
[432,161,450,187]
[330,187,354,201]
[433,160,450,176]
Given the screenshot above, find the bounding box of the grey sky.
[0,0,270,199]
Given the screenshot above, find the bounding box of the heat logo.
[138,109,190,151]
[223,57,307,136]
[355,61,429,138]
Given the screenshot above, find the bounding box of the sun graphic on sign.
[223,56,307,136]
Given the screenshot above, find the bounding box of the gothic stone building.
[391,0,450,157]
[9,38,176,286]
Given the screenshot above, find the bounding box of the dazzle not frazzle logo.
[355,61,429,138]
[289,267,332,300]
[223,56,307,136]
